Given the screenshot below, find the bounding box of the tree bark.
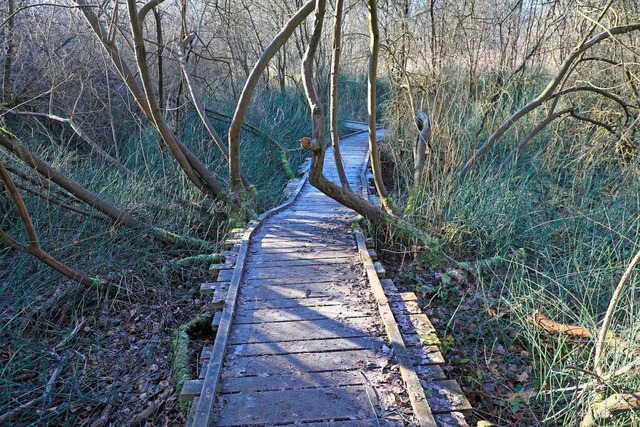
[413,111,431,187]
[75,0,228,203]
[126,0,226,201]
[177,33,253,191]
[2,0,14,105]
[329,0,352,192]
[228,0,315,196]
[366,0,389,206]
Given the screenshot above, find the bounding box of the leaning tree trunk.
[0,129,211,249]
[177,32,253,192]
[228,0,315,198]
[0,160,100,287]
[300,0,440,259]
[75,0,228,204]
[413,111,431,187]
[126,0,226,201]
[329,0,352,192]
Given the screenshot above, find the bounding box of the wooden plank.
[190,160,311,426]
[380,278,398,293]
[415,364,447,381]
[226,336,384,357]
[180,379,204,402]
[395,313,437,336]
[214,386,378,426]
[246,256,353,269]
[247,250,354,262]
[278,419,376,427]
[237,281,367,301]
[200,281,217,295]
[220,370,368,393]
[243,263,358,280]
[236,296,356,310]
[410,345,446,366]
[216,269,233,282]
[211,311,223,332]
[353,229,437,427]
[433,412,470,427]
[390,299,422,314]
[233,304,374,324]
[229,317,381,345]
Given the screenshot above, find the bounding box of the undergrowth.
[381,68,640,426]
[0,84,314,425]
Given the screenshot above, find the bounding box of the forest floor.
[1,262,216,426]
[384,254,542,426]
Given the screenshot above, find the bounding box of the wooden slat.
[222,349,387,378]
[233,304,373,324]
[229,317,381,345]
[220,370,368,393]
[354,229,437,427]
[214,386,378,426]
[226,336,383,357]
[424,379,474,415]
[237,281,367,301]
[190,156,312,427]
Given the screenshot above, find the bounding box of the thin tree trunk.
[126,0,227,201]
[329,0,352,192]
[75,0,228,203]
[0,129,211,248]
[153,8,164,110]
[459,21,640,180]
[366,0,390,207]
[0,160,99,287]
[228,0,315,196]
[2,0,14,105]
[413,111,431,187]
[177,33,253,191]
[300,0,439,256]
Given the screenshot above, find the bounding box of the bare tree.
[329,0,352,192]
[0,158,100,287]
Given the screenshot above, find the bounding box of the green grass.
[0,84,313,424]
[381,67,640,425]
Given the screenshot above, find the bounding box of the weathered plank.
[229,317,381,345]
[244,266,358,281]
[233,304,374,324]
[225,336,384,357]
[236,296,357,310]
[354,229,437,427]
[219,370,369,393]
[237,281,372,302]
[214,386,378,426]
[247,256,353,269]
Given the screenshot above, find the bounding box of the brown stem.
[498,107,573,170]
[177,33,253,191]
[228,0,315,195]
[0,160,98,287]
[460,22,640,180]
[329,0,351,192]
[366,0,388,202]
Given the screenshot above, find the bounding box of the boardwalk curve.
[183,124,470,426]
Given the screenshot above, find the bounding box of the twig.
[594,248,640,378]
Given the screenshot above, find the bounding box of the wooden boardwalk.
[184,126,470,426]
